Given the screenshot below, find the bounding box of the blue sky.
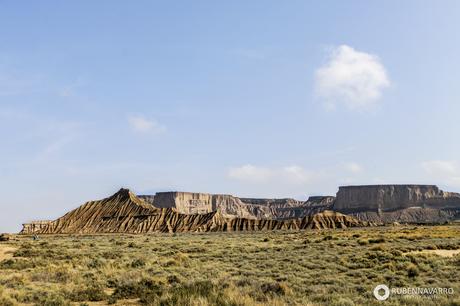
[1,1,460,232]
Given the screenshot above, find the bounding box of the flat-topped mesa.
[139,192,336,219]
[140,192,278,217]
[20,189,371,234]
[19,185,460,233]
[333,184,460,214]
[151,192,214,214]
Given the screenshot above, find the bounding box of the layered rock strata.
[333,185,460,223]
[139,193,334,220]
[20,189,370,234]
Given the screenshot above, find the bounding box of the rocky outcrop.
[20,189,370,234]
[21,221,54,234]
[206,210,373,231]
[334,185,460,212]
[139,192,334,220]
[147,192,213,214]
[333,185,460,223]
[351,207,459,224]
[0,234,10,242]
[21,184,460,233]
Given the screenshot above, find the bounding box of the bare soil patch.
[0,244,17,261]
[408,249,460,257]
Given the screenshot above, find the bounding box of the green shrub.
[43,294,70,306]
[0,258,36,270]
[159,280,230,306]
[407,263,419,278]
[87,258,105,269]
[66,284,107,302]
[130,258,146,268]
[112,278,162,300]
[368,237,385,244]
[260,281,290,296]
[0,296,16,306]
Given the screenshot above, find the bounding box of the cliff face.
[333,185,460,213]
[139,192,334,220]
[20,189,370,234]
[21,184,460,234]
[150,192,214,214]
[351,208,460,224]
[21,220,53,234]
[333,185,460,223]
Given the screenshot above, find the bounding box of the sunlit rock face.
[20,185,460,235]
[21,221,54,235]
[19,189,370,234]
[139,192,335,220]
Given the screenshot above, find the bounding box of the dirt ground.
[409,249,460,257]
[0,244,17,261]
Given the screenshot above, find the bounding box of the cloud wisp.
[128,115,166,134]
[227,164,273,183]
[343,162,364,174]
[421,160,460,188]
[315,45,390,110]
[228,164,315,185]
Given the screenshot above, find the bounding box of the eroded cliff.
[139,192,334,220]
[20,189,370,234]
[333,185,460,223]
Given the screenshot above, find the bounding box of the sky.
[1,1,460,232]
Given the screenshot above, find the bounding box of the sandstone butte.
[20,184,460,235]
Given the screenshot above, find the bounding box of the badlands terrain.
[20,184,460,235]
[0,184,458,305]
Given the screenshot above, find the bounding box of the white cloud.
[421,160,457,175]
[228,164,273,183]
[128,115,166,134]
[343,162,363,174]
[228,164,316,185]
[282,165,312,184]
[315,45,390,110]
[421,160,460,188]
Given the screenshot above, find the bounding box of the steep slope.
[21,190,370,234]
[139,192,335,220]
[350,207,459,224]
[204,210,374,231]
[334,185,460,212]
[333,185,460,223]
[21,189,216,234]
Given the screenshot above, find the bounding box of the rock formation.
[333,185,460,223]
[139,192,334,220]
[20,184,460,234]
[21,221,54,234]
[139,185,460,224]
[20,189,370,234]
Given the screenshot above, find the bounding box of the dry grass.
[0,225,459,305]
[0,245,17,261]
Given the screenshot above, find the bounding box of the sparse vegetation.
[0,225,459,305]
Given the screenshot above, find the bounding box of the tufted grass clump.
[0,225,458,305]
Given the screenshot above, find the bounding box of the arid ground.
[0,225,459,306]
